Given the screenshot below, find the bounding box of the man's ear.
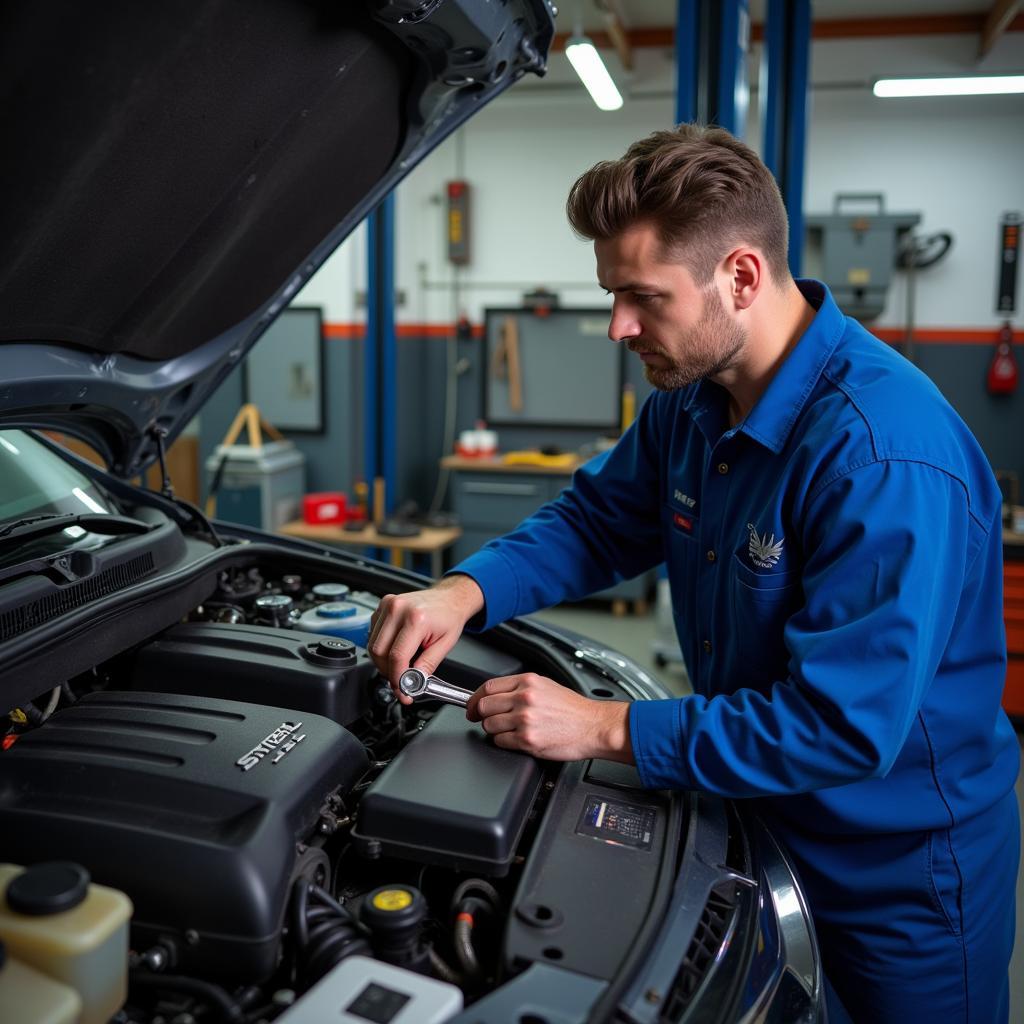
[722,248,762,311]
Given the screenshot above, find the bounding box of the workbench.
[278,520,462,579]
[441,454,654,614]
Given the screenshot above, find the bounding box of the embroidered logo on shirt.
[747,523,784,568]
[674,489,696,509]
[673,512,694,532]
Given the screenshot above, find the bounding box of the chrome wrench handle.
[399,667,473,707]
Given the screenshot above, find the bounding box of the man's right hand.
[367,573,485,704]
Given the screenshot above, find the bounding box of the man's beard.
[633,288,746,391]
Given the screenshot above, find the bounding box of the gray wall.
[199,338,362,505]
[911,343,1023,495]
[199,330,1022,521]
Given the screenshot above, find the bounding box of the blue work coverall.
[453,280,1020,1021]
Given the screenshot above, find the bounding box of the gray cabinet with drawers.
[448,465,652,607]
[451,471,563,563]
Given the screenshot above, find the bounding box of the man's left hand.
[466,673,634,764]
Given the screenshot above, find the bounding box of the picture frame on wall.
[242,306,325,434]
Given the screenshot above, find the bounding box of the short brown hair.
[566,123,790,285]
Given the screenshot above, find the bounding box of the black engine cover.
[129,622,378,726]
[0,691,367,980]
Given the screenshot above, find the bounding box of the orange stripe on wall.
[323,322,485,339]
[324,321,1017,346]
[872,328,1018,346]
[323,322,363,339]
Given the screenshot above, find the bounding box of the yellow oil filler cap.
[372,889,414,912]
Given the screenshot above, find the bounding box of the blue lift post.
[711,0,751,138]
[761,0,811,276]
[675,0,699,124]
[676,0,751,137]
[365,194,397,523]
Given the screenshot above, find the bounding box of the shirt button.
[706,549,716,562]
[718,462,729,474]
[703,640,713,654]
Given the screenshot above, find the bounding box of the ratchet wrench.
[398,667,473,707]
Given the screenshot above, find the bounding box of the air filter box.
[352,706,543,876]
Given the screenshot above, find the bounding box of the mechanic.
[367,124,1021,1022]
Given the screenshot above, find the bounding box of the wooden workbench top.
[279,519,461,553]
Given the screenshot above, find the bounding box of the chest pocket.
[729,555,802,688]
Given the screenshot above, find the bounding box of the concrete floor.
[531,602,1024,1023]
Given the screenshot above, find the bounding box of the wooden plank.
[604,3,634,71]
[979,0,1022,56]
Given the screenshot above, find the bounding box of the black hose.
[452,879,500,910]
[450,879,502,986]
[291,880,371,991]
[291,876,311,951]
[897,231,953,270]
[129,971,244,1022]
[429,947,462,985]
[453,910,482,981]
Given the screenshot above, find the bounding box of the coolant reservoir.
[0,863,132,1024]
[296,601,373,646]
[0,944,82,1024]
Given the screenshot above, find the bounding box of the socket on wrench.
[399,667,473,707]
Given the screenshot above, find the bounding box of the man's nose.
[608,304,640,343]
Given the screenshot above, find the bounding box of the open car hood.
[0,0,553,476]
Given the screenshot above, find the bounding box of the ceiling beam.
[602,1,634,71]
[979,0,1022,57]
[550,12,1024,52]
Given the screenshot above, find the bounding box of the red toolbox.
[302,492,347,525]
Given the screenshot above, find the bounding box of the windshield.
[0,431,122,563]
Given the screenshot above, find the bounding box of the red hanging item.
[987,321,1018,395]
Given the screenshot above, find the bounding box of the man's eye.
[634,293,657,304]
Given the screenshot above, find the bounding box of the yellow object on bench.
[501,450,578,469]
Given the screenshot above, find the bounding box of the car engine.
[0,564,563,1022]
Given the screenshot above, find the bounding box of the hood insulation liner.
[0,1,410,360]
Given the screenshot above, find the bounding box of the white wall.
[804,33,1024,327]
[294,223,366,323]
[298,29,1024,332]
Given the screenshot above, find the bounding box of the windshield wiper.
[0,513,152,550]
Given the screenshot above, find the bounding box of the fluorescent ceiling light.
[565,36,623,111]
[874,75,1024,98]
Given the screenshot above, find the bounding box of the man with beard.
[367,124,1019,1021]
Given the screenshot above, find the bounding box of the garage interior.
[31,0,1023,1019]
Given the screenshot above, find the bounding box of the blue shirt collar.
[683,279,846,454]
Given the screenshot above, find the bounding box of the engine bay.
[0,557,674,1023]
